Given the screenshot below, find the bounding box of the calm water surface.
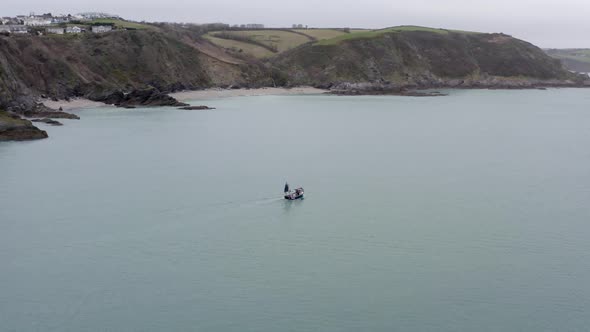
[1,89,590,331]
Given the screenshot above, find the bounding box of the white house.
[0,25,28,34]
[66,26,82,34]
[46,27,64,34]
[91,25,113,33]
[52,16,70,24]
[23,16,52,26]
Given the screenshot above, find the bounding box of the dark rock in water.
[179,105,215,110]
[400,90,447,97]
[24,110,80,119]
[95,88,188,108]
[32,118,63,126]
[0,111,48,141]
[22,103,80,119]
[123,105,137,109]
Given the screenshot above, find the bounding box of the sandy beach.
[41,98,106,111]
[38,87,327,111]
[170,87,327,101]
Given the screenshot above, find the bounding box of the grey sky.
[4,0,589,48]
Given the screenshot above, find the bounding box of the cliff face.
[273,30,577,88]
[0,30,274,112]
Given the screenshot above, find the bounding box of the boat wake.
[152,195,285,216]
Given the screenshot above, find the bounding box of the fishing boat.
[284,182,304,200]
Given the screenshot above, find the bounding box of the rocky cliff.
[0,29,274,113]
[273,29,580,91]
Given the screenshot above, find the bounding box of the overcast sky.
[4,0,589,48]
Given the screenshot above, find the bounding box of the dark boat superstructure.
[284,182,304,200]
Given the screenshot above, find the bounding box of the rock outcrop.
[94,88,188,108]
[179,105,215,110]
[20,103,79,119]
[0,111,48,141]
[31,118,63,126]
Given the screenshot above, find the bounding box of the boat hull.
[284,194,304,200]
[284,186,304,200]
[285,195,303,201]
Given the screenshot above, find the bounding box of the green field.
[317,26,478,45]
[89,19,152,30]
[545,49,590,72]
[204,26,483,58]
[546,49,590,64]
[203,34,275,58]
[294,29,347,40]
[205,29,315,58]
[219,30,311,52]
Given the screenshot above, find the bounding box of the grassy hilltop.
[272,27,575,87]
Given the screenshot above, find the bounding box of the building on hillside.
[78,12,120,20]
[52,16,71,24]
[245,23,264,29]
[46,27,64,34]
[23,16,53,26]
[13,25,29,34]
[91,25,113,33]
[0,25,29,34]
[292,24,305,29]
[1,17,18,25]
[66,26,82,34]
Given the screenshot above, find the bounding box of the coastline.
[40,98,106,111]
[170,87,327,101]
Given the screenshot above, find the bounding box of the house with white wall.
[23,16,52,26]
[66,26,82,34]
[46,27,64,34]
[0,25,29,34]
[91,25,113,33]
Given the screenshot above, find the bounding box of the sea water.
[1,89,590,331]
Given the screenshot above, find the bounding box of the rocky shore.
[326,77,590,96]
[3,81,589,142]
[31,118,63,126]
[179,105,216,110]
[0,111,48,141]
[92,88,189,108]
